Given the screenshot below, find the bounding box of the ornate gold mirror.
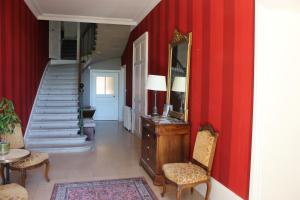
[166,29,192,121]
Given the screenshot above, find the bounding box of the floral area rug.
[51,177,158,200]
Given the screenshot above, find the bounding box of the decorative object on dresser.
[166,29,192,122]
[146,75,167,116]
[140,116,190,186]
[161,125,219,200]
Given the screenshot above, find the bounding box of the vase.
[0,142,10,155]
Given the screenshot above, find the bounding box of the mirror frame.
[166,29,192,122]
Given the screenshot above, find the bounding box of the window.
[96,76,115,96]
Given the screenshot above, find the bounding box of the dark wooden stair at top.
[61,40,77,60]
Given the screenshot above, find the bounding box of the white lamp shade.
[146,75,167,91]
[172,77,186,92]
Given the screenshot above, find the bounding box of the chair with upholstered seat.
[161,125,218,200]
[0,183,29,200]
[1,124,50,186]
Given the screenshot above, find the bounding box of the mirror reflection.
[170,42,188,113]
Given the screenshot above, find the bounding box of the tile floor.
[11,121,204,200]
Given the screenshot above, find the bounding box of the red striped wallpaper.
[0,0,49,130]
[122,0,254,199]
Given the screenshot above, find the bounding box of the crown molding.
[134,0,161,24]
[38,14,137,25]
[24,0,42,18]
[24,0,160,26]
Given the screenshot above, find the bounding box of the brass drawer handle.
[147,134,150,137]
[146,146,150,150]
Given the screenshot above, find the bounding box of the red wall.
[122,0,254,199]
[0,0,49,130]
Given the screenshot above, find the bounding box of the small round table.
[0,149,30,184]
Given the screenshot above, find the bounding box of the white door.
[91,71,119,120]
[49,21,61,59]
[132,32,148,136]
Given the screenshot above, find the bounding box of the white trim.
[132,32,149,135]
[38,14,137,26]
[134,0,161,24]
[24,61,49,140]
[195,178,243,200]
[50,59,79,65]
[24,0,42,18]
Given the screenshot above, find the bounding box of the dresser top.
[142,116,189,125]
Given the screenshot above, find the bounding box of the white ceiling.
[25,0,161,25]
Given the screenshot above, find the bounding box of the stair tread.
[26,141,93,148]
[27,135,85,139]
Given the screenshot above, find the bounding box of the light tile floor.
[11,121,203,200]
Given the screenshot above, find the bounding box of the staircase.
[25,64,93,153]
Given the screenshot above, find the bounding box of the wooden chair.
[1,125,50,187]
[0,183,29,200]
[161,124,218,200]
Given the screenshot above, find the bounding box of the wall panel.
[122,0,254,198]
[0,0,48,130]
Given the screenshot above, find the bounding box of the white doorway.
[132,32,148,137]
[91,70,119,120]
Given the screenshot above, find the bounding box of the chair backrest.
[192,125,218,173]
[0,124,25,149]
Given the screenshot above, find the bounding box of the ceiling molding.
[24,0,42,18]
[134,0,161,24]
[24,0,161,26]
[38,14,137,26]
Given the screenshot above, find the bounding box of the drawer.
[142,120,155,133]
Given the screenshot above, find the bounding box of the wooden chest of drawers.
[140,116,190,186]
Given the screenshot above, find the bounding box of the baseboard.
[50,59,79,65]
[195,178,243,200]
[24,61,49,140]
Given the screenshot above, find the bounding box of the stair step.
[40,89,78,95]
[35,106,78,114]
[38,95,78,101]
[44,80,77,85]
[26,135,87,145]
[32,113,78,121]
[29,128,79,137]
[25,141,93,153]
[37,100,78,107]
[31,121,79,129]
[45,76,78,80]
[42,85,77,90]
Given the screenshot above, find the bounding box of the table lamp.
[146,75,167,116]
[172,77,186,113]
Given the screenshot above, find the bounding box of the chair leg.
[20,169,26,187]
[161,176,166,197]
[44,160,50,182]
[0,164,4,183]
[191,187,194,194]
[205,180,211,200]
[176,187,182,200]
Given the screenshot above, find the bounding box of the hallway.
[16,121,203,200]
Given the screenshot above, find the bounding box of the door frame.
[132,32,149,135]
[90,69,124,121]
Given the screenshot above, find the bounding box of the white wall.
[63,22,77,40]
[250,1,300,200]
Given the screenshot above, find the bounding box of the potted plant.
[0,98,20,155]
